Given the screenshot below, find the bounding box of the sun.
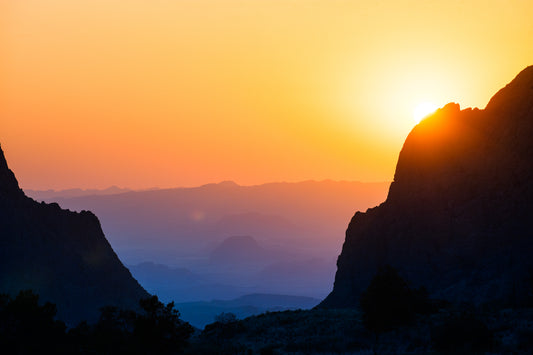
[413,102,438,124]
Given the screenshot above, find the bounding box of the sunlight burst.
[413,102,438,124]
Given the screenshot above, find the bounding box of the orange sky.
[1,0,532,190]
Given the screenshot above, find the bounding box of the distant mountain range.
[209,235,292,269]
[128,235,337,305]
[176,293,320,328]
[25,186,136,199]
[25,180,389,266]
[322,66,533,308]
[24,179,388,304]
[0,145,149,325]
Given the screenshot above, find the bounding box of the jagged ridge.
[0,144,149,325]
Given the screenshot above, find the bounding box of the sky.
[1,0,532,190]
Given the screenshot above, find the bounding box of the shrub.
[215,312,237,324]
[360,265,430,333]
[0,290,67,353]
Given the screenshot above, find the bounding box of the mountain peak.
[440,102,460,113]
[0,143,7,169]
[485,65,533,114]
[0,144,23,199]
[322,66,533,308]
[218,180,239,187]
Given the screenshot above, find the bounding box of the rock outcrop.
[0,145,149,324]
[322,66,533,308]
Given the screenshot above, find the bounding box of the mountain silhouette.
[26,185,134,200]
[209,235,287,268]
[322,66,533,308]
[0,144,149,325]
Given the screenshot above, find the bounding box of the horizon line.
[22,179,392,193]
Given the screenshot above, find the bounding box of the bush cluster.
[0,291,193,354]
[360,265,434,334]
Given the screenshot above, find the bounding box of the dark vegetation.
[187,266,532,354]
[0,290,193,354]
[0,290,67,353]
[4,265,532,355]
[360,265,434,333]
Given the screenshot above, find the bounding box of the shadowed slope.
[0,144,149,325]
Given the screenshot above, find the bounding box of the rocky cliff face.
[0,145,149,324]
[322,66,533,308]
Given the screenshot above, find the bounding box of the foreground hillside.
[0,144,148,325]
[188,306,533,354]
[323,66,533,308]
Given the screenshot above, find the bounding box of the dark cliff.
[322,66,533,308]
[0,145,149,324]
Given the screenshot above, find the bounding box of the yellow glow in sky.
[413,102,438,124]
[1,0,532,189]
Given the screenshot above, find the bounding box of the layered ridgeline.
[322,66,533,308]
[0,145,149,324]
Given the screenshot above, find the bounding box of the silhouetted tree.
[203,312,246,347]
[214,312,237,324]
[360,265,436,353]
[69,295,193,354]
[89,306,137,353]
[360,265,434,354]
[0,290,67,353]
[0,290,193,354]
[360,265,416,333]
[134,295,194,354]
